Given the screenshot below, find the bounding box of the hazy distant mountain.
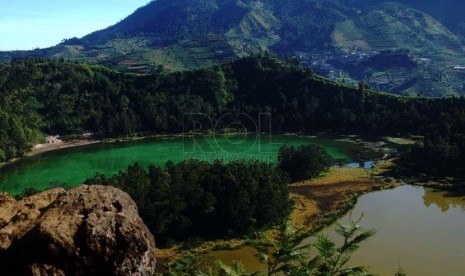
[2,0,465,96]
[345,0,465,32]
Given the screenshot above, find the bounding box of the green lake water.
[3,134,463,274]
[216,185,465,275]
[0,135,354,195]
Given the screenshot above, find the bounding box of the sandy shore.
[27,136,100,157]
[23,132,205,158]
[1,132,226,167]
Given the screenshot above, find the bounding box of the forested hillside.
[2,0,465,96]
[0,62,44,161]
[2,55,465,165]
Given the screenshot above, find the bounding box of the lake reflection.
[217,185,465,275]
[326,185,465,276]
[422,188,465,212]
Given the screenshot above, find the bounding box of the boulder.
[0,185,156,275]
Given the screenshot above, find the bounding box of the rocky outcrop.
[0,185,156,276]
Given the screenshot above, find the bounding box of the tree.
[254,220,314,275]
[278,145,333,182]
[306,219,376,275]
[253,217,375,276]
[86,160,292,246]
[168,218,377,276]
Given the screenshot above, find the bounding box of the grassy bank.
[155,160,400,272]
[289,162,399,233]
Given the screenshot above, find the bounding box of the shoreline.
[27,139,101,157]
[0,133,408,271]
[0,131,404,174]
[155,160,402,271]
[0,131,261,169]
[0,138,101,169]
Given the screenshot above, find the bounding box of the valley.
[2,1,465,275]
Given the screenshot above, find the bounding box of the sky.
[0,0,151,51]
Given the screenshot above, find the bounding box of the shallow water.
[0,135,353,195]
[216,185,465,275]
[328,185,465,275]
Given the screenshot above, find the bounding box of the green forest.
[3,1,465,275]
[84,144,332,246]
[278,144,334,181]
[85,160,292,246]
[1,55,464,179]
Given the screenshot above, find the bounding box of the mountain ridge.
[1,0,465,96]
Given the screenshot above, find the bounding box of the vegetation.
[166,218,376,276]
[397,134,465,186]
[2,1,465,273]
[256,218,375,276]
[288,165,396,233]
[3,55,465,166]
[2,0,465,95]
[278,145,333,182]
[85,160,292,247]
[346,0,465,31]
[1,54,465,186]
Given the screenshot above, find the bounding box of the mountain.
[345,0,465,35]
[1,0,465,96]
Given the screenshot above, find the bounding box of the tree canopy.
[85,160,292,246]
[278,145,333,182]
[3,55,465,180]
